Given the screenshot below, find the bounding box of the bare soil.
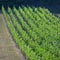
[0,13,26,60]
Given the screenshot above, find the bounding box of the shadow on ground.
[0,1,60,15]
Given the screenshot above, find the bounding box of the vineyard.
[2,6,60,60]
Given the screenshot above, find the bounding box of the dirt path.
[0,13,26,60]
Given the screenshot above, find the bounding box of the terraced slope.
[2,6,60,60]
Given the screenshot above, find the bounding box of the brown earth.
[0,13,26,60]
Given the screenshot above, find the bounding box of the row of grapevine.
[8,7,48,60]
[13,7,41,43]
[18,6,58,45]
[2,6,60,60]
[2,6,39,60]
[18,6,60,59]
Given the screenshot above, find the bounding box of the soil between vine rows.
[0,13,26,60]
